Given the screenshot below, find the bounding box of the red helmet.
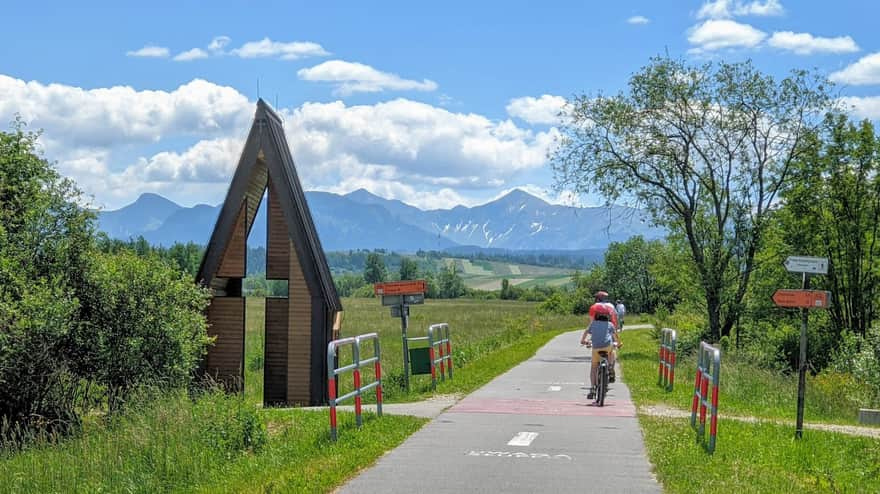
[594,291,609,302]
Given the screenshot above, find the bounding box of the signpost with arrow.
[774,256,830,439]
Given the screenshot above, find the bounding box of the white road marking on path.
[548,385,562,391]
[466,450,572,460]
[507,432,539,446]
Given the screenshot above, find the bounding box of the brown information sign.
[772,289,831,309]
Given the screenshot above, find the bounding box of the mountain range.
[97,189,664,252]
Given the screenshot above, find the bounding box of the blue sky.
[2,0,880,210]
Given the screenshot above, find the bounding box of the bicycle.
[595,350,609,407]
[582,343,610,407]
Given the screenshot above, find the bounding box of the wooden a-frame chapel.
[196,99,341,407]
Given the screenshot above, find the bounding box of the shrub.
[537,292,573,315]
[71,252,211,408]
[831,327,880,405]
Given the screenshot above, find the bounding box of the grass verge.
[641,416,880,494]
[620,328,870,424]
[620,328,880,493]
[0,391,425,493]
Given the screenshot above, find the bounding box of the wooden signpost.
[375,280,426,392]
[774,256,830,439]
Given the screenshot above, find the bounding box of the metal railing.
[428,323,453,390]
[658,328,677,391]
[327,333,383,441]
[691,341,721,454]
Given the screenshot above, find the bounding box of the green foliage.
[0,121,211,439]
[242,273,288,297]
[72,251,211,407]
[436,263,466,298]
[363,252,387,284]
[831,327,880,403]
[554,56,834,340]
[780,115,880,338]
[0,121,94,433]
[537,291,574,315]
[621,327,877,424]
[602,236,663,313]
[0,281,81,438]
[96,235,204,277]
[398,256,419,280]
[334,272,367,297]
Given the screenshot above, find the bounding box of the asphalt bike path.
[339,329,660,493]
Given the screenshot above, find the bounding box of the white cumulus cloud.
[687,19,766,53]
[0,74,556,209]
[768,31,858,55]
[697,0,784,19]
[627,15,650,25]
[173,48,209,61]
[506,95,567,125]
[0,75,252,148]
[230,38,329,60]
[208,36,231,52]
[126,45,170,58]
[297,60,437,95]
[830,52,880,85]
[839,95,880,119]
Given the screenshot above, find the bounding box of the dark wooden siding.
[244,159,268,236]
[266,180,290,280]
[288,239,313,404]
[263,297,289,405]
[217,202,247,278]
[205,297,245,391]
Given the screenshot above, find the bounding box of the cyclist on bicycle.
[615,299,626,331]
[580,291,623,400]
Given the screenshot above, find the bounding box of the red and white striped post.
[446,335,453,379]
[328,376,338,441]
[690,341,721,453]
[374,358,383,414]
[658,328,677,391]
[438,338,446,381]
[690,368,702,428]
[428,345,437,389]
[353,366,363,427]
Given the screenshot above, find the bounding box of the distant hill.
[97,188,664,251]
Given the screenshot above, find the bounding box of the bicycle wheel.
[597,361,607,407]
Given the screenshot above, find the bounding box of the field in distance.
[442,257,572,290]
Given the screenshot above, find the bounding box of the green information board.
[409,347,432,375]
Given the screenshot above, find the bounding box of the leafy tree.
[553,57,833,340]
[603,236,662,313]
[399,257,419,281]
[782,115,880,337]
[334,273,367,297]
[0,121,211,435]
[363,252,387,284]
[437,264,466,298]
[500,278,511,300]
[0,121,94,431]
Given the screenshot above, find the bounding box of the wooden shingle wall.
[217,202,247,278]
[263,297,289,405]
[205,297,245,391]
[266,180,290,280]
[287,238,313,404]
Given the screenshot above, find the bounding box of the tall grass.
[619,328,877,425]
[0,390,424,493]
[0,390,266,493]
[244,297,586,404]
